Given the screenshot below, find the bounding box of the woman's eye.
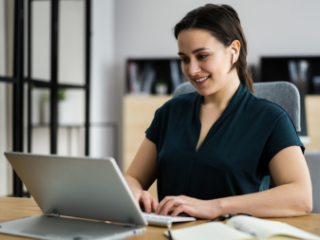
[198,54,208,60]
[180,58,189,63]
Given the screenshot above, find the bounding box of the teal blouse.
[146,82,304,201]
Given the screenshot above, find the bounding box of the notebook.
[164,215,320,240]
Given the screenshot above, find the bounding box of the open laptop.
[1,152,196,239]
[1,152,148,240]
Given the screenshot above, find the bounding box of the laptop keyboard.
[142,213,196,227]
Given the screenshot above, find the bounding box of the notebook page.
[226,216,320,240]
[164,222,255,240]
[268,236,300,240]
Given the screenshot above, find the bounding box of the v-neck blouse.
[145,82,304,201]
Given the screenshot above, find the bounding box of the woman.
[124,4,312,219]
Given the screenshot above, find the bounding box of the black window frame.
[0,0,91,197]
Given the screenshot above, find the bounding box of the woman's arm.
[124,137,159,213]
[156,146,312,218]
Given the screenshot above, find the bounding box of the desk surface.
[1,197,320,239]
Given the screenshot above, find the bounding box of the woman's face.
[177,28,235,96]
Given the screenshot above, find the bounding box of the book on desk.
[164,215,320,240]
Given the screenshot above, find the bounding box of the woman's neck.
[203,72,241,111]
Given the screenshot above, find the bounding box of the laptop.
[1,152,148,240]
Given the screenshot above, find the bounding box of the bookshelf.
[126,58,189,95]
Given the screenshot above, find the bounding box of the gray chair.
[173,81,320,213]
[173,81,301,132]
[304,151,320,213]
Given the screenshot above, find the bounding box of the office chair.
[173,81,301,132]
[304,151,320,213]
[173,81,320,213]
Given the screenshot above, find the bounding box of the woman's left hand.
[155,195,221,219]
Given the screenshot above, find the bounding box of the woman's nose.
[188,60,201,76]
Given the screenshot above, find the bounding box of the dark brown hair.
[174,4,254,93]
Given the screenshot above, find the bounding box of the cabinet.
[123,95,171,201]
[305,96,320,150]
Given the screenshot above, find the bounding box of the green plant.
[155,78,167,85]
[58,89,67,101]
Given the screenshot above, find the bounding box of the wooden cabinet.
[123,95,172,200]
[305,96,320,150]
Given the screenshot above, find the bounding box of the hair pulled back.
[174,4,254,93]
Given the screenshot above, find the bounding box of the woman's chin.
[196,89,214,97]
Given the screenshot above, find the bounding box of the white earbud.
[231,49,236,64]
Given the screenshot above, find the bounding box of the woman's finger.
[151,197,159,212]
[171,204,193,217]
[155,196,173,215]
[141,191,152,213]
[133,193,141,205]
[161,197,183,216]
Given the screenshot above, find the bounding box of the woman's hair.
[174,4,254,93]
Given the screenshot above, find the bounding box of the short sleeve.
[145,107,162,145]
[262,112,305,164]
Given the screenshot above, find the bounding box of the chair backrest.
[173,81,301,132]
[304,151,320,213]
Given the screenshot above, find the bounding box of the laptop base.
[0,215,146,240]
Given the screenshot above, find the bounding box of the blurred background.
[0,0,320,199]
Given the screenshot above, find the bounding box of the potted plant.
[155,78,168,95]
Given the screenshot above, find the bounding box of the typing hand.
[155,195,220,219]
[133,190,158,214]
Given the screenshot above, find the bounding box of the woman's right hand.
[124,138,159,213]
[133,190,158,213]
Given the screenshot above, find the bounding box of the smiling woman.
[124,4,312,220]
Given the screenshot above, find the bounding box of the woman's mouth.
[194,75,210,83]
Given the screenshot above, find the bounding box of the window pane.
[58,89,85,125]
[0,82,13,196]
[32,88,50,125]
[31,1,50,81]
[58,126,85,156]
[32,126,50,154]
[31,88,50,154]
[58,0,85,85]
[57,89,85,156]
[0,0,14,78]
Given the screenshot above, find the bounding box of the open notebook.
[164,216,320,240]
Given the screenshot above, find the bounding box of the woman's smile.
[193,75,210,85]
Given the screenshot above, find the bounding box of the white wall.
[115,0,320,64]
[90,0,120,166]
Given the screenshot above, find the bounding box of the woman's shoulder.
[246,91,289,120]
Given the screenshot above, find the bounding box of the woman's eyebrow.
[178,47,210,56]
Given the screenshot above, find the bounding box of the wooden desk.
[1,197,320,239]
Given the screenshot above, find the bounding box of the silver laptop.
[1,152,148,240]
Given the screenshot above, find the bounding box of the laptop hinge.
[49,213,60,218]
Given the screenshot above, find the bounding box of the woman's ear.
[231,49,236,64]
[230,40,241,64]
